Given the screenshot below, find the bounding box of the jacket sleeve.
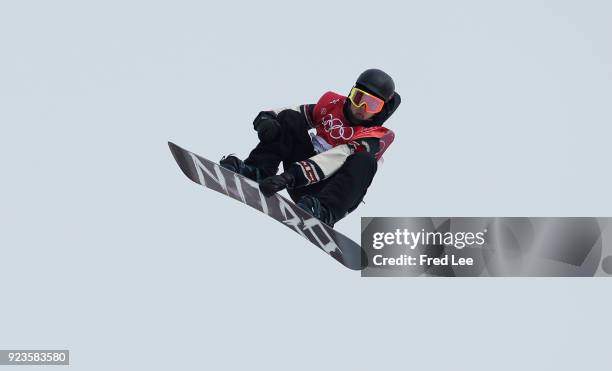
[285,137,381,187]
[252,104,316,130]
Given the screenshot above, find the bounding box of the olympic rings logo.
[322,114,354,140]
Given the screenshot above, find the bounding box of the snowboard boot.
[219,154,265,182]
[296,195,337,228]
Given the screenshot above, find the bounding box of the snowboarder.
[220,69,401,227]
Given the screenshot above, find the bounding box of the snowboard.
[168,142,365,270]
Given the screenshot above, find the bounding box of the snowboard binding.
[220,154,265,183]
[297,195,337,228]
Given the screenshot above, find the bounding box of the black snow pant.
[244,110,378,220]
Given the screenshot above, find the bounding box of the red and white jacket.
[270,91,400,187]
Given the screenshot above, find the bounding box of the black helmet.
[355,69,395,102]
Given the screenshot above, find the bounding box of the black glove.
[259,172,295,197]
[255,118,281,143]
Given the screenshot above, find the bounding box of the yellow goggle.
[348,87,385,113]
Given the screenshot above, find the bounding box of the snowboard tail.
[168,141,365,270]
